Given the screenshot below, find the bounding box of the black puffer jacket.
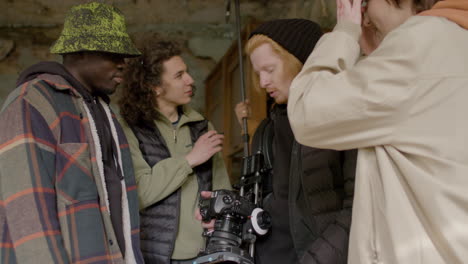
[254,105,357,264]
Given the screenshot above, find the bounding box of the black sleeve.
[300,149,357,264]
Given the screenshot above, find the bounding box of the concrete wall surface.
[0,0,337,112]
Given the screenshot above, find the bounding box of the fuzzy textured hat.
[50,2,140,56]
[249,19,323,64]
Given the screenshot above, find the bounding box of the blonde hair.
[245,34,303,92]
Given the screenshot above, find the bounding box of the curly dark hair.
[118,34,182,127]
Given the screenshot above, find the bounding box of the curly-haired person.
[118,35,231,264]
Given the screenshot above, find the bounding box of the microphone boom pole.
[227,0,260,259]
[229,0,251,159]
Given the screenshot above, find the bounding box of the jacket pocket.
[56,143,98,204]
[57,198,108,261]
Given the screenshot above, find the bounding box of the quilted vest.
[131,119,213,263]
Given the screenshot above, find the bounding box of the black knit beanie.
[249,19,323,64]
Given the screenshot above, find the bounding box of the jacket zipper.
[173,128,177,143]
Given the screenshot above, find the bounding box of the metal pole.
[234,0,250,158]
[226,1,258,259]
[232,1,256,258]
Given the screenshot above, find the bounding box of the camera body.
[199,189,255,223]
[197,189,271,264]
[195,153,272,264]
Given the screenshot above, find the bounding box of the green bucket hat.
[50,2,141,57]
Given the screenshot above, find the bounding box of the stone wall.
[0,0,337,112]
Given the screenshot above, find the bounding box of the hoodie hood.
[419,0,468,29]
[16,61,110,104]
[17,61,72,87]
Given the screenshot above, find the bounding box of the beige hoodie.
[288,8,468,264]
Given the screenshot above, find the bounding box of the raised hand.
[185,130,224,168]
[336,0,362,25]
[234,99,250,127]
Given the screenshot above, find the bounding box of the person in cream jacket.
[287,0,468,263]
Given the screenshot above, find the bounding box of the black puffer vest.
[131,119,213,264]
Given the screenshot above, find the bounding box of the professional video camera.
[194,1,273,263]
[195,151,272,264]
[196,188,271,264]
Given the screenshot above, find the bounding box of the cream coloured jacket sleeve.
[287,21,420,150]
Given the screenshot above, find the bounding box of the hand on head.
[235,99,251,127]
[336,0,380,55]
[336,0,362,25]
[185,130,224,168]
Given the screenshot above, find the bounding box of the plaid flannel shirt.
[0,74,144,263]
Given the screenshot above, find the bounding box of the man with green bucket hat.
[0,2,144,263]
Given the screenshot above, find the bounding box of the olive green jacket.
[120,106,231,259]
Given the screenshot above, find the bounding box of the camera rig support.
[196,152,272,264]
[194,1,271,264]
